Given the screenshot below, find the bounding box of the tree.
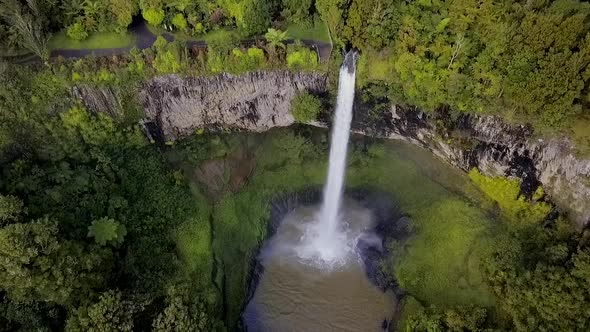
[0,194,23,226]
[142,7,165,26]
[87,217,127,246]
[241,0,270,36]
[0,0,49,62]
[315,0,347,39]
[65,291,142,332]
[291,91,322,122]
[0,218,112,305]
[264,28,287,64]
[152,284,223,332]
[344,0,400,49]
[483,220,590,331]
[0,297,58,331]
[281,0,312,24]
[399,296,494,331]
[110,0,138,31]
[0,59,7,76]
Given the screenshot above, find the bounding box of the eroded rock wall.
[74,71,590,226]
[356,106,590,226]
[139,72,328,140]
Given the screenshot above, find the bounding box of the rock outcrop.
[74,71,590,226]
[139,72,328,140]
[355,105,590,226]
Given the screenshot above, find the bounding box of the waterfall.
[319,51,358,240]
[295,50,359,268]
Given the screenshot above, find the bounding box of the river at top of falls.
[295,50,359,269]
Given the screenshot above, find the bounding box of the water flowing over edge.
[296,50,359,269]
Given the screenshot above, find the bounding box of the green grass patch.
[468,168,551,226]
[394,199,496,307]
[285,19,331,43]
[174,184,213,279]
[49,31,136,50]
[346,141,498,309]
[146,24,243,43]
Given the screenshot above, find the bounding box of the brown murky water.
[243,203,396,332]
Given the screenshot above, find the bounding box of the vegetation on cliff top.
[3,0,590,132]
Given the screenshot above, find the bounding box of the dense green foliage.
[2,0,590,129]
[399,296,497,331]
[65,291,139,331]
[348,0,590,127]
[0,67,224,330]
[1,60,588,329]
[0,0,314,51]
[469,169,552,226]
[291,91,322,122]
[2,0,590,330]
[483,221,590,331]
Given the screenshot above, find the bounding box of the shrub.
[286,44,318,70]
[242,0,271,36]
[291,91,321,122]
[154,50,181,73]
[153,35,168,51]
[171,13,187,31]
[207,32,240,73]
[66,22,88,41]
[153,37,182,73]
[143,8,165,26]
[468,168,551,226]
[229,47,267,73]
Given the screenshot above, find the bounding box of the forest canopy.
[2,0,590,127]
[1,0,590,331]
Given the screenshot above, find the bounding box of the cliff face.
[74,71,590,226]
[139,72,328,140]
[354,106,590,226]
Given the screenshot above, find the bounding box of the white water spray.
[296,51,359,268]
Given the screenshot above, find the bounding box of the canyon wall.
[139,72,328,140]
[354,106,590,226]
[74,71,590,226]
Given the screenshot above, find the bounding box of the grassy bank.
[49,31,136,50]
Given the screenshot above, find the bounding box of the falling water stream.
[316,51,359,262]
[243,51,395,331]
[295,50,360,268]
